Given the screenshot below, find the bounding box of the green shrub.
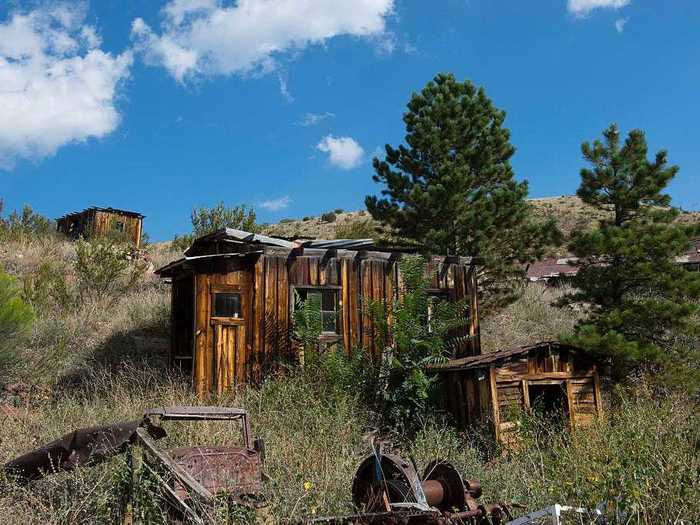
[0,269,34,372]
[191,202,259,236]
[0,203,55,242]
[279,218,295,224]
[320,212,337,223]
[22,262,73,313]
[74,239,147,302]
[369,256,465,432]
[333,208,344,214]
[334,218,377,240]
[170,233,194,253]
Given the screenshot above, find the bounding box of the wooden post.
[489,366,500,443]
[124,442,143,525]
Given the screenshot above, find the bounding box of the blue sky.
[1,0,698,241]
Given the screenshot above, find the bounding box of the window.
[294,288,340,334]
[114,221,125,232]
[212,292,242,318]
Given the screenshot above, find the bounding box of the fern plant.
[292,290,322,366]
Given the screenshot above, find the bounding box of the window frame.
[210,284,245,326]
[291,285,342,338]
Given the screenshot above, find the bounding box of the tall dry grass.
[1,236,698,524]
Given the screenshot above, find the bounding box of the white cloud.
[260,195,292,211]
[316,135,364,170]
[567,0,630,17]
[614,18,628,33]
[278,72,294,102]
[0,4,132,169]
[300,111,334,126]
[131,0,394,82]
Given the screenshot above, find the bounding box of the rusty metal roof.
[526,257,579,281]
[428,341,582,372]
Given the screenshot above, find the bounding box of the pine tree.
[564,124,700,377]
[366,73,560,307]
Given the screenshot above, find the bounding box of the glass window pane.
[307,291,322,305]
[213,293,241,318]
[322,290,337,311]
[322,311,337,332]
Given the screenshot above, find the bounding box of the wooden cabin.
[56,207,144,248]
[156,228,481,396]
[430,341,603,443]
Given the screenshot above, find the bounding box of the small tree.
[0,270,34,372]
[366,73,560,309]
[172,202,259,252]
[562,124,700,376]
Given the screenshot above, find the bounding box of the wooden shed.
[56,207,144,248]
[431,341,603,443]
[156,228,481,397]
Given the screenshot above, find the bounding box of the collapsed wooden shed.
[56,207,144,248]
[430,341,603,443]
[156,229,480,397]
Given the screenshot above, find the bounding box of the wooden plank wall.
[441,347,603,441]
[92,210,142,247]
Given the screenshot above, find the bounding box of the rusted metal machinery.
[310,447,509,524]
[125,406,265,524]
[4,406,265,525]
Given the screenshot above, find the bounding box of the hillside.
[262,196,700,245]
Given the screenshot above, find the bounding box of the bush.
[0,203,55,242]
[74,239,147,302]
[22,261,73,313]
[333,208,344,214]
[0,269,34,372]
[335,218,377,240]
[170,233,194,253]
[191,202,259,237]
[279,218,295,224]
[320,212,337,223]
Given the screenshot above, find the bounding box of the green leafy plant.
[0,269,34,372]
[74,239,148,302]
[320,212,337,223]
[370,255,465,432]
[292,290,323,366]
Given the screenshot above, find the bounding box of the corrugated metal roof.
[428,341,580,372]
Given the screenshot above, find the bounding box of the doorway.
[528,382,569,421]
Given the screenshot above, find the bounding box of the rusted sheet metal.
[4,419,165,483]
[169,445,263,502]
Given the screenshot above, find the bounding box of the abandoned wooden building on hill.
[56,207,145,248]
[156,228,480,396]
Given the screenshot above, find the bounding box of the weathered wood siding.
[176,251,478,396]
[57,209,143,247]
[438,345,603,443]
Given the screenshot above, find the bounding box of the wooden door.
[210,283,247,394]
[213,322,246,394]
